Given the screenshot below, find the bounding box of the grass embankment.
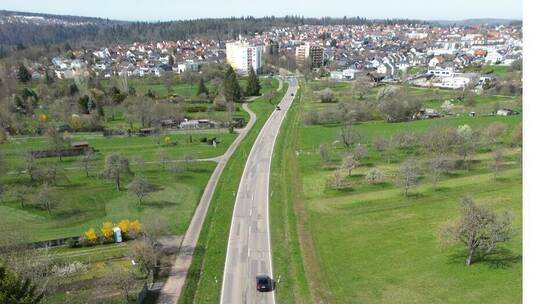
[270,87,316,304]
[274,79,522,303]
[178,82,288,304]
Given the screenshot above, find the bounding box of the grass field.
[178,82,289,304]
[271,79,522,303]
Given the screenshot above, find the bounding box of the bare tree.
[396,158,420,196]
[129,239,159,283]
[32,184,57,216]
[155,148,169,170]
[341,153,359,176]
[439,195,512,266]
[128,175,153,207]
[319,143,331,165]
[484,122,507,146]
[320,88,335,103]
[102,153,131,191]
[106,264,138,303]
[427,156,455,188]
[365,168,384,184]
[23,153,38,182]
[79,149,95,177]
[489,148,506,178]
[45,127,71,161]
[327,169,344,189]
[183,154,195,171]
[338,123,360,149]
[142,214,168,247]
[352,143,368,162]
[41,161,68,186]
[8,185,31,209]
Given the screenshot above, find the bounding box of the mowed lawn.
[0,130,239,241]
[293,115,522,303]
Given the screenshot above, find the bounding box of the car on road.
[256,275,274,292]
[276,105,281,110]
[290,93,294,96]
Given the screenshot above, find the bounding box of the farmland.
[271,79,522,303]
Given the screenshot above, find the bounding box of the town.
[0,4,528,304]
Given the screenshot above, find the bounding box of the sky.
[1,0,522,22]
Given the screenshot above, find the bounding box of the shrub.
[118,219,130,235]
[128,220,142,238]
[101,222,114,241]
[84,228,97,244]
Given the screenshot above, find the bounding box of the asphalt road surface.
[221,77,298,304]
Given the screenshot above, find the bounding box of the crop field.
[271,79,522,303]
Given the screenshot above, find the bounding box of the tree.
[428,156,454,188]
[456,125,478,169]
[197,78,209,96]
[155,148,169,170]
[17,64,32,83]
[42,161,68,186]
[378,91,421,122]
[320,88,334,103]
[45,127,70,161]
[489,149,505,178]
[327,169,344,189]
[439,195,512,266]
[79,149,95,177]
[319,143,331,165]
[338,123,360,149]
[23,153,38,182]
[365,168,384,184]
[484,122,507,146]
[342,153,359,176]
[245,67,261,96]
[263,89,277,105]
[8,185,31,209]
[512,122,522,147]
[396,158,420,196]
[106,265,137,303]
[0,264,44,304]
[128,175,153,207]
[352,144,368,162]
[102,153,131,191]
[223,65,242,103]
[129,239,159,282]
[32,185,57,215]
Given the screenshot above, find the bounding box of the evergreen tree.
[223,65,242,102]
[0,265,44,303]
[197,78,209,96]
[17,64,31,83]
[245,67,261,96]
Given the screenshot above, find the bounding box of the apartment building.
[226,41,263,74]
[296,44,324,68]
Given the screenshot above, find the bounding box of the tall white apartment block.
[226,41,263,75]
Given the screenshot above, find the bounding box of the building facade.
[226,41,263,75]
[296,44,324,68]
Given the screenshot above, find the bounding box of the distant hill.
[0,10,522,58]
[432,18,522,26]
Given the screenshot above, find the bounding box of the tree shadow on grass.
[447,247,521,269]
[142,200,177,209]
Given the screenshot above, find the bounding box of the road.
[157,102,257,304]
[220,77,298,304]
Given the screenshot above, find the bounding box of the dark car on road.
[256,275,274,292]
[290,93,294,96]
[276,105,281,110]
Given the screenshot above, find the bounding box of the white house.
[427,67,454,78]
[330,71,344,80]
[435,76,471,89]
[342,69,360,80]
[485,51,504,64]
